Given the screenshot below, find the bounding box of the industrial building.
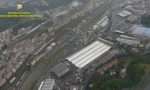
[38,78,57,90]
[116,38,143,47]
[126,15,138,23]
[117,10,132,18]
[51,63,70,78]
[131,25,150,38]
[92,16,109,30]
[120,35,138,40]
[114,30,125,34]
[66,39,113,69]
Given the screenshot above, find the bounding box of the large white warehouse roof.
[66,41,111,68]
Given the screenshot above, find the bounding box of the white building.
[116,38,143,47]
[38,78,57,90]
[93,16,109,30]
[117,10,132,18]
[66,40,112,69]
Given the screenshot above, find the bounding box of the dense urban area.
[0,0,150,90]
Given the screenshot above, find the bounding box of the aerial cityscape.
[0,0,150,90]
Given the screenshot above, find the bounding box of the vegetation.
[141,15,150,27]
[11,19,44,35]
[0,18,21,31]
[24,0,75,11]
[0,0,89,32]
[87,66,144,90]
[87,53,150,90]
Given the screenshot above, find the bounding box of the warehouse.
[52,63,70,78]
[116,38,143,47]
[131,25,150,38]
[38,78,57,90]
[66,40,112,69]
[92,16,109,30]
[117,10,132,18]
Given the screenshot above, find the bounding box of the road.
[19,1,113,90]
[0,0,114,90]
[20,35,78,90]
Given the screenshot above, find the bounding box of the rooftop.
[38,78,55,90]
[66,40,112,68]
[51,63,70,77]
[117,10,132,18]
[131,25,150,38]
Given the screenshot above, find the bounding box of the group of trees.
[24,0,75,11]
[141,15,150,27]
[87,53,150,90]
[87,66,144,90]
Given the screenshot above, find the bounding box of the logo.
[17,4,23,10]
